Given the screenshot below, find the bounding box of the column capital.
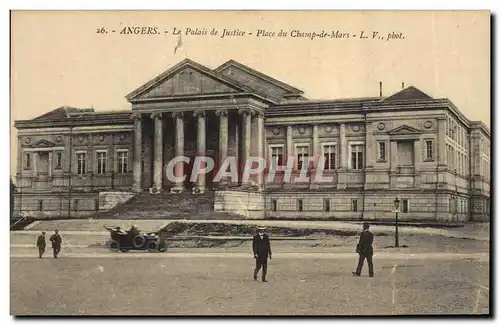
[238,108,255,117]
[172,111,184,119]
[215,108,228,117]
[130,113,142,121]
[253,111,265,118]
[193,110,206,118]
[150,112,162,120]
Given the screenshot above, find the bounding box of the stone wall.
[13,192,100,219]
[264,190,473,221]
[214,190,265,219]
[98,191,136,211]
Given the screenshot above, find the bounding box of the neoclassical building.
[13,59,491,221]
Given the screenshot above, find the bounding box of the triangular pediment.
[382,86,433,102]
[388,125,423,135]
[215,60,305,103]
[33,139,56,148]
[126,59,248,101]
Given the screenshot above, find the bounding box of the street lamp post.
[394,197,400,248]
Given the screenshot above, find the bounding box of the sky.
[10,10,490,176]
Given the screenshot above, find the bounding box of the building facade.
[13,59,491,221]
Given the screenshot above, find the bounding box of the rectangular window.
[377,141,386,161]
[322,144,336,170]
[323,199,330,212]
[296,145,309,170]
[38,200,43,212]
[96,151,107,175]
[351,199,358,212]
[350,144,364,170]
[74,199,79,212]
[297,199,303,212]
[402,199,409,213]
[95,199,99,211]
[24,153,31,169]
[425,140,433,160]
[55,152,62,169]
[271,199,277,212]
[117,151,128,174]
[76,152,87,175]
[270,146,284,169]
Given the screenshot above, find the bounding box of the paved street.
[11,253,489,316]
[11,219,490,316]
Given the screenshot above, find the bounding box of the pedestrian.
[49,229,62,259]
[36,231,46,258]
[252,226,272,282]
[352,222,374,277]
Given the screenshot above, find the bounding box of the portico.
[130,106,265,194]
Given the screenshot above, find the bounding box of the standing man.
[252,226,272,282]
[36,231,46,259]
[352,222,374,277]
[49,229,62,259]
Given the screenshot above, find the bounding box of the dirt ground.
[10,220,491,316]
[159,221,374,237]
[10,256,489,316]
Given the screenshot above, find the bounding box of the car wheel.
[109,240,120,252]
[147,241,158,252]
[133,235,146,248]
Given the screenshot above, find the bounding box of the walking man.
[352,222,374,277]
[49,229,62,259]
[36,231,46,259]
[252,226,272,282]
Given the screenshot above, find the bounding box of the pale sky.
[10,11,490,176]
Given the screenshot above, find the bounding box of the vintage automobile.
[104,226,167,252]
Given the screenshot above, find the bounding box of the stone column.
[365,122,374,168]
[131,113,142,192]
[171,112,185,193]
[151,112,163,192]
[228,114,239,185]
[255,112,265,186]
[239,109,252,185]
[437,118,447,167]
[390,140,398,172]
[414,139,421,172]
[193,110,207,193]
[48,152,53,178]
[216,109,229,186]
[32,152,38,178]
[340,123,348,169]
[286,125,293,166]
[312,124,319,169]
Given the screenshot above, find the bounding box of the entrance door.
[183,157,195,190]
[183,154,216,190]
[38,152,49,176]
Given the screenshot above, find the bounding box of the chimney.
[379,81,383,97]
[402,82,405,89]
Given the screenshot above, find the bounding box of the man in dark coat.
[49,229,62,259]
[36,231,46,259]
[252,226,272,282]
[352,222,374,277]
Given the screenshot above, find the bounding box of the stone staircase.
[92,190,245,220]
